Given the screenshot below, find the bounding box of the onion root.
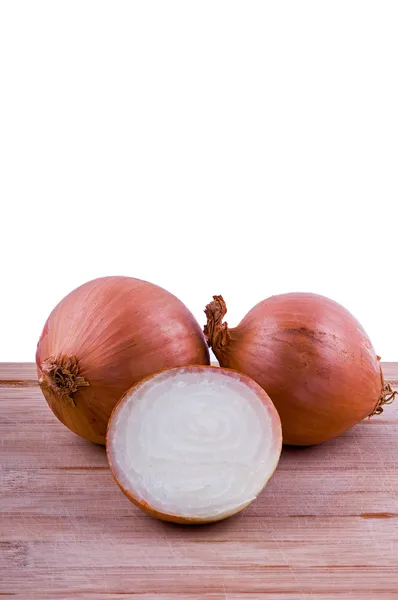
[39,355,89,407]
[370,381,397,416]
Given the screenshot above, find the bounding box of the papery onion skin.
[106,365,282,524]
[36,276,210,444]
[204,293,394,446]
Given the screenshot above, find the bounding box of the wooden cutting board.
[1,362,398,600]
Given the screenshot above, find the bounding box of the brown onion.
[107,365,282,523]
[204,293,396,445]
[36,276,209,444]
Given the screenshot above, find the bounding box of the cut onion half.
[107,365,282,524]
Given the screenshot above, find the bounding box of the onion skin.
[204,293,395,446]
[36,276,209,444]
[106,365,282,524]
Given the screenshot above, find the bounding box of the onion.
[36,276,209,444]
[106,365,282,523]
[204,293,396,446]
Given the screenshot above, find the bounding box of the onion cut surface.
[107,366,282,524]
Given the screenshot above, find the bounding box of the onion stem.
[204,295,231,350]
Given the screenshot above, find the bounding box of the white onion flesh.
[107,366,281,523]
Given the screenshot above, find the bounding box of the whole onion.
[204,293,396,445]
[36,276,209,444]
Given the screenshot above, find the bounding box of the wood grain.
[1,363,398,600]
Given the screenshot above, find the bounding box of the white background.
[1,1,397,361]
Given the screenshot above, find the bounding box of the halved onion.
[107,365,282,524]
